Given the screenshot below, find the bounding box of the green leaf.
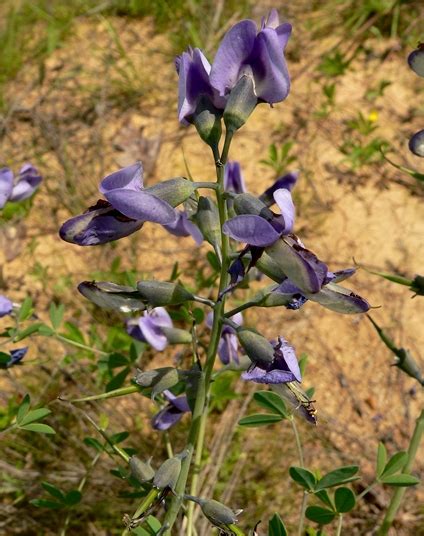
[315,466,359,490]
[41,482,65,501]
[380,474,420,487]
[0,352,10,366]
[268,513,288,535]
[49,303,65,330]
[20,408,51,426]
[334,487,356,513]
[254,391,289,418]
[380,452,408,478]
[110,431,129,444]
[18,297,33,322]
[61,322,85,344]
[107,353,129,368]
[14,323,44,342]
[314,489,334,509]
[37,324,55,336]
[238,414,283,427]
[83,437,104,452]
[30,499,64,509]
[106,367,130,392]
[64,490,82,506]
[16,394,31,423]
[305,506,336,525]
[376,442,387,477]
[192,307,205,324]
[289,466,317,491]
[19,423,55,434]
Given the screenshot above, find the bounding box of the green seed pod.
[161,327,192,345]
[129,456,155,483]
[250,284,297,307]
[153,456,182,491]
[194,196,221,251]
[145,178,197,207]
[224,75,258,133]
[237,328,274,368]
[78,281,146,312]
[136,281,194,306]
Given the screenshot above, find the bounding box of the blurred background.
[0,0,423,534]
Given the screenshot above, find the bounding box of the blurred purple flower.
[242,336,301,384]
[210,9,291,104]
[223,187,295,247]
[0,164,42,209]
[176,47,226,125]
[206,312,243,365]
[60,162,177,246]
[0,295,13,317]
[224,161,246,193]
[152,390,190,431]
[7,347,28,367]
[127,307,173,351]
[260,171,298,206]
[163,210,203,245]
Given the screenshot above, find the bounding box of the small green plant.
[260,142,297,176]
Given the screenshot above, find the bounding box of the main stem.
[377,408,424,535]
[290,417,307,536]
[162,132,232,535]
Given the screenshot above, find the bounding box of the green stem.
[122,488,160,536]
[70,384,140,403]
[336,514,343,536]
[290,417,307,536]
[193,181,218,190]
[55,334,108,356]
[377,409,424,535]
[224,301,258,318]
[357,481,377,501]
[83,412,130,463]
[186,396,209,536]
[161,132,232,535]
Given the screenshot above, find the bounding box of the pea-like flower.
[210,9,291,105]
[152,390,191,431]
[224,161,246,193]
[60,162,180,246]
[0,295,13,317]
[163,210,203,245]
[126,307,173,351]
[0,164,42,209]
[176,47,226,125]
[242,336,301,384]
[206,311,243,365]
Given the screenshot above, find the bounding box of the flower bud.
[407,45,424,77]
[224,75,258,133]
[145,178,197,207]
[161,327,192,345]
[409,129,424,158]
[192,96,222,151]
[237,328,274,368]
[78,281,146,312]
[153,453,185,491]
[136,281,194,306]
[194,196,222,251]
[135,367,180,397]
[129,456,155,483]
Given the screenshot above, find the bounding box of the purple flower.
[0,295,13,317]
[126,307,173,351]
[224,161,246,193]
[7,347,28,367]
[210,9,291,104]
[222,187,295,247]
[152,390,191,431]
[176,47,226,125]
[260,171,298,206]
[0,164,42,209]
[60,162,177,246]
[162,210,203,245]
[242,336,301,384]
[206,312,243,365]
